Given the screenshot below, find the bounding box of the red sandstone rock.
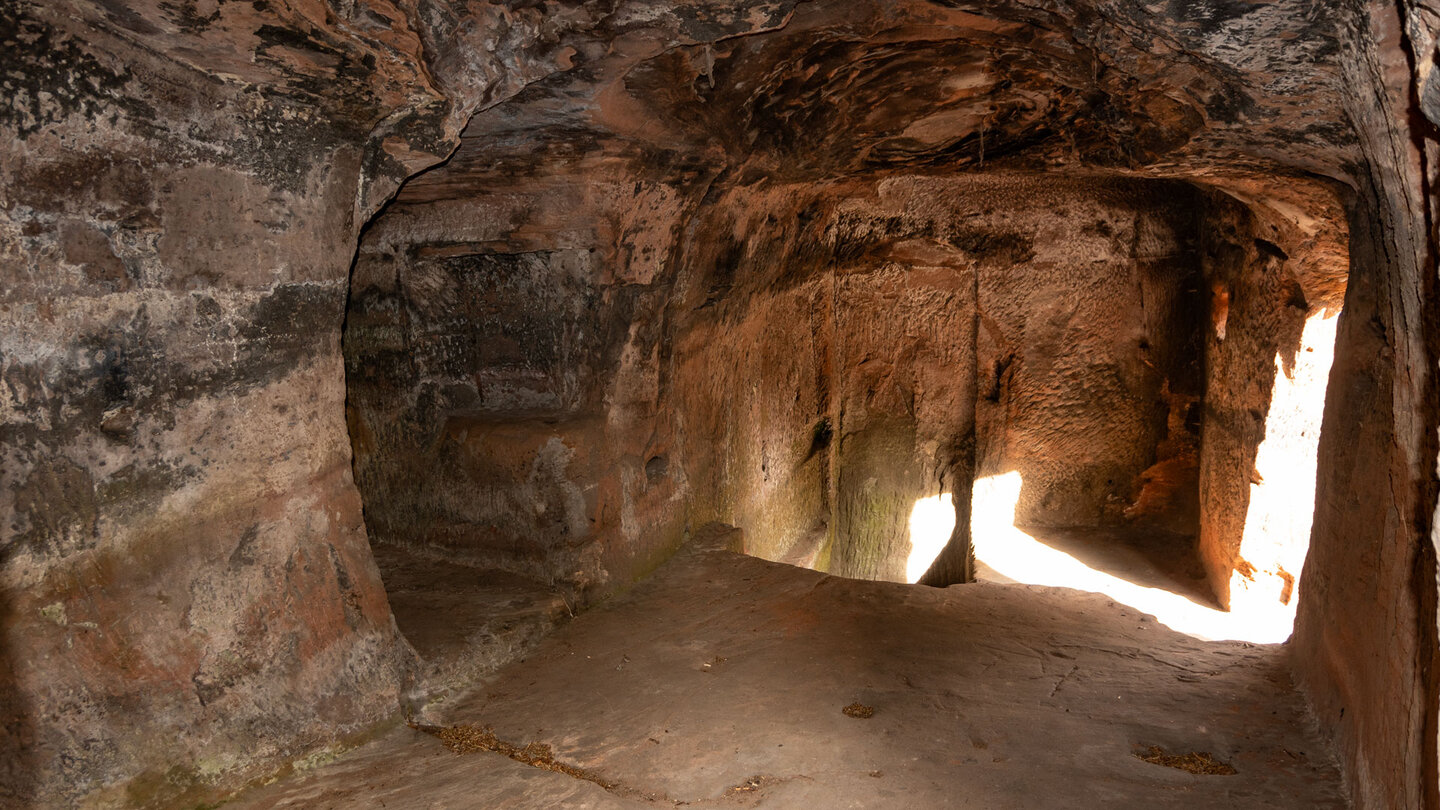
[0,1,1434,808]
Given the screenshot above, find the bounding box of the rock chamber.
[2,1,1439,808]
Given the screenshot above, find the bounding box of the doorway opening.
[900,185,1347,643]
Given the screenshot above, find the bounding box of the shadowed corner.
[0,574,38,809]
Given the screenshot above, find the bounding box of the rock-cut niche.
[341,11,1349,645]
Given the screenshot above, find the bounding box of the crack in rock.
[411,721,803,805]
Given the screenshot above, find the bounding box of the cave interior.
[2,0,1437,808]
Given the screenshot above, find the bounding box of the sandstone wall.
[346,168,697,598]
[1194,189,1349,609]
[0,3,447,803]
[1292,2,1440,807]
[0,0,797,804]
[2,1,1423,807]
[669,175,1213,581]
[961,179,1205,532]
[349,170,1218,590]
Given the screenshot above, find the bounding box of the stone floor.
[997,526,1215,606]
[231,540,1345,809]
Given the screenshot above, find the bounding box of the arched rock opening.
[343,0,1351,635]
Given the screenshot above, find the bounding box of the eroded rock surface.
[346,0,1353,600]
[0,0,803,805]
[3,0,1437,808]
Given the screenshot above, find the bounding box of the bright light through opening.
[961,308,1337,644]
[906,493,956,583]
[1230,311,1337,622]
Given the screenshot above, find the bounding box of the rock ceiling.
[397,0,1358,203]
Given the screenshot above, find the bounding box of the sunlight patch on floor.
[971,472,1294,644]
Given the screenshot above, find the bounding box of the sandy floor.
[230,540,1344,809]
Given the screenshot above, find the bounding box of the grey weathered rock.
[0,1,798,805]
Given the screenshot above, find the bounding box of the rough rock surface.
[347,5,1353,597]
[227,545,1346,809]
[3,0,1439,808]
[0,0,802,805]
[0,1,454,802]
